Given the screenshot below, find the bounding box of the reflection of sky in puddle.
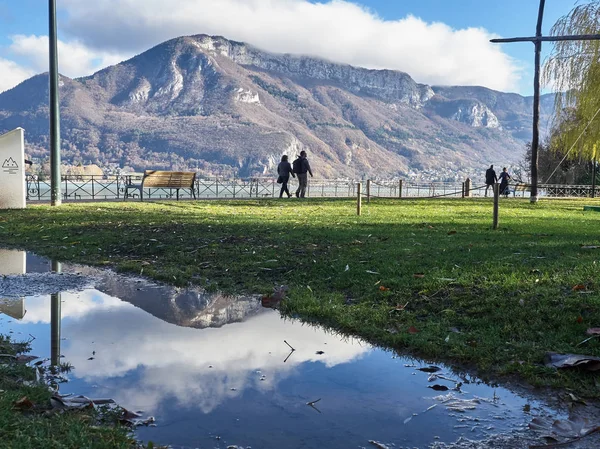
[0,250,558,449]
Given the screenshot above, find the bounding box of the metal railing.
[23,175,600,202]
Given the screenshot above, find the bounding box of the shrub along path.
[2,198,600,397]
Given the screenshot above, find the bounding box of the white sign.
[0,128,26,209]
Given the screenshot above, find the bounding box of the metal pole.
[357,182,362,216]
[493,183,500,230]
[592,160,597,198]
[366,179,371,203]
[49,0,62,206]
[530,0,546,204]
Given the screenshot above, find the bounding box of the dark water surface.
[0,249,561,449]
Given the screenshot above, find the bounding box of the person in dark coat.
[277,155,295,198]
[292,150,313,198]
[499,167,511,197]
[485,165,497,197]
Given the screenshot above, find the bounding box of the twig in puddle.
[284,340,296,352]
[529,426,600,448]
[306,398,322,414]
[283,350,294,364]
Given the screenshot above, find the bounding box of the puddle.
[0,249,570,449]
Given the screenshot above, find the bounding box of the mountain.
[0,34,554,180]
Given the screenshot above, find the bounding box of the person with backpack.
[276,155,295,198]
[484,165,497,197]
[292,150,313,198]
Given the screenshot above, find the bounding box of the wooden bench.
[512,183,531,197]
[124,170,197,201]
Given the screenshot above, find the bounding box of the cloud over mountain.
[1,0,520,93]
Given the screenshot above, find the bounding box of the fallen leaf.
[14,397,34,409]
[577,316,584,324]
[394,302,408,311]
[413,273,425,278]
[379,285,390,291]
[408,326,419,334]
[447,230,457,235]
[573,284,586,291]
[544,352,600,371]
[587,328,600,335]
[345,264,350,272]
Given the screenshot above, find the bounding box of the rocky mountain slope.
[0,34,554,179]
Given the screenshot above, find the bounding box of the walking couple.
[485,165,511,197]
[277,151,313,198]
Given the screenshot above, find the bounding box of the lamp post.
[49,0,61,206]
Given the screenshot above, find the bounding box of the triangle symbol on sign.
[2,157,19,169]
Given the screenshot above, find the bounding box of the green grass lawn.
[0,336,141,449]
[2,197,600,397]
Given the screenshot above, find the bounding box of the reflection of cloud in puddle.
[20,291,127,323]
[24,289,371,414]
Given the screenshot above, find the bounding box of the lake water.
[0,249,561,449]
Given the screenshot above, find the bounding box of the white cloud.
[58,0,521,91]
[0,57,35,93]
[9,34,129,79]
[0,34,130,93]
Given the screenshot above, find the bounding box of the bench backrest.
[142,170,196,189]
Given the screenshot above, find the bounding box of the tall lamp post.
[49,0,61,206]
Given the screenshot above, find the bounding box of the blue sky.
[0,0,578,94]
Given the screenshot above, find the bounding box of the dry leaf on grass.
[13,396,33,410]
[544,352,600,371]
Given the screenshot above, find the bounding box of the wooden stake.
[357,182,362,216]
[399,179,403,198]
[493,183,499,230]
[366,179,371,203]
